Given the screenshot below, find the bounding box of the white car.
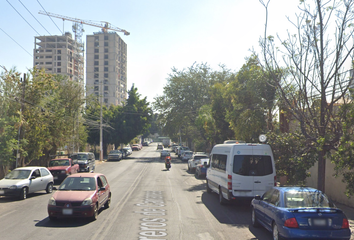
[123,147,133,155]
[188,153,209,172]
[160,150,170,159]
[0,166,54,200]
[181,151,193,161]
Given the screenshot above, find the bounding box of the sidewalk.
[335,202,354,239]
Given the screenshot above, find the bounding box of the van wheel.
[206,180,212,193]
[219,188,228,205]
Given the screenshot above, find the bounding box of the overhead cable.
[18,0,51,35]
[36,0,63,34]
[0,28,32,57]
[6,0,40,36]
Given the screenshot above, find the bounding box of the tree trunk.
[317,150,326,192]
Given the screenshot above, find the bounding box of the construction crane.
[38,10,130,36]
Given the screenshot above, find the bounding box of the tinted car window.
[262,189,274,203]
[233,155,273,176]
[100,175,108,187]
[211,154,227,171]
[40,168,50,176]
[269,189,280,206]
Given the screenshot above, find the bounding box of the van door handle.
[254,181,261,183]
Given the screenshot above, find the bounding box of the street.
[0,143,280,240]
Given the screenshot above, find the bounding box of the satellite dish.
[259,134,267,143]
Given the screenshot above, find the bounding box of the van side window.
[233,155,273,176]
[211,154,227,172]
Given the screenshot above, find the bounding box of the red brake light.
[227,174,232,190]
[342,219,349,229]
[284,218,299,228]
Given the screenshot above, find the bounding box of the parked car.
[107,150,122,161]
[195,158,210,179]
[188,153,209,172]
[122,147,132,156]
[251,186,351,240]
[132,144,141,151]
[70,152,96,173]
[120,148,128,158]
[0,166,54,200]
[48,158,79,182]
[206,143,276,204]
[178,146,190,158]
[47,173,111,221]
[157,144,163,150]
[160,150,170,159]
[142,141,149,146]
[181,151,193,161]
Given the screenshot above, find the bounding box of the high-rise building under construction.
[86,32,127,107]
[33,32,84,85]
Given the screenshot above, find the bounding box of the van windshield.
[233,155,273,176]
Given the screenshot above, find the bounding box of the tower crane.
[38,10,130,36]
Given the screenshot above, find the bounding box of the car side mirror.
[254,195,262,200]
[30,176,36,180]
[99,187,106,191]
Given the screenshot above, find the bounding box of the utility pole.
[100,81,103,161]
[16,73,26,168]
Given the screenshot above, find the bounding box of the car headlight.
[48,197,56,206]
[9,185,17,190]
[82,198,93,206]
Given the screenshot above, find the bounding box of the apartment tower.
[86,32,127,107]
[33,32,84,84]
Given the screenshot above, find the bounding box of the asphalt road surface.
[0,143,276,240]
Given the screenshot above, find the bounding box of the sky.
[0,0,300,104]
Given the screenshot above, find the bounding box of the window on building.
[104,61,108,65]
[94,86,99,91]
[95,36,99,41]
[104,86,109,91]
[94,73,99,78]
[104,98,108,103]
[57,62,61,66]
[57,68,61,73]
[104,73,108,78]
[104,79,108,84]
[94,80,99,84]
[45,62,52,65]
[45,56,52,58]
[57,56,61,60]
[94,67,99,72]
[94,61,99,66]
[104,67,108,72]
[104,55,108,59]
[104,48,108,53]
[57,50,61,54]
[94,55,99,60]
[94,42,99,47]
[104,35,108,40]
[94,48,99,53]
[104,42,108,47]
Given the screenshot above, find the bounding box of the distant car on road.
[47,173,111,221]
[0,166,54,200]
[251,186,351,240]
[160,150,170,159]
[157,144,163,150]
[188,153,209,172]
[181,151,193,161]
[122,147,132,156]
[70,152,96,173]
[142,141,149,146]
[48,158,79,182]
[132,144,141,151]
[107,150,122,161]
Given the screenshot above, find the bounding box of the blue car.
[251,186,351,240]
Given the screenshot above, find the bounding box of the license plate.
[0,190,4,194]
[63,209,73,215]
[313,218,327,226]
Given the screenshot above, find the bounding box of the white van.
[206,143,276,204]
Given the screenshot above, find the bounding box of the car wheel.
[251,208,260,227]
[188,165,190,172]
[272,222,281,240]
[206,180,212,193]
[219,188,228,205]
[46,183,53,193]
[91,204,98,221]
[195,171,199,179]
[19,187,27,200]
[105,193,111,208]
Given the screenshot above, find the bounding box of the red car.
[132,144,141,151]
[47,158,79,182]
[47,173,111,221]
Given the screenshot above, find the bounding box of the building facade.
[86,32,127,107]
[33,32,84,84]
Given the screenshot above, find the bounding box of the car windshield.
[285,190,331,208]
[5,169,31,179]
[110,150,120,154]
[71,154,87,160]
[49,160,70,166]
[59,177,96,191]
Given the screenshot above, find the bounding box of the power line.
[0,28,32,57]
[36,0,63,34]
[18,0,51,35]
[6,0,40,36]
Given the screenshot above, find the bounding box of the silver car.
[0,166,54,200]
